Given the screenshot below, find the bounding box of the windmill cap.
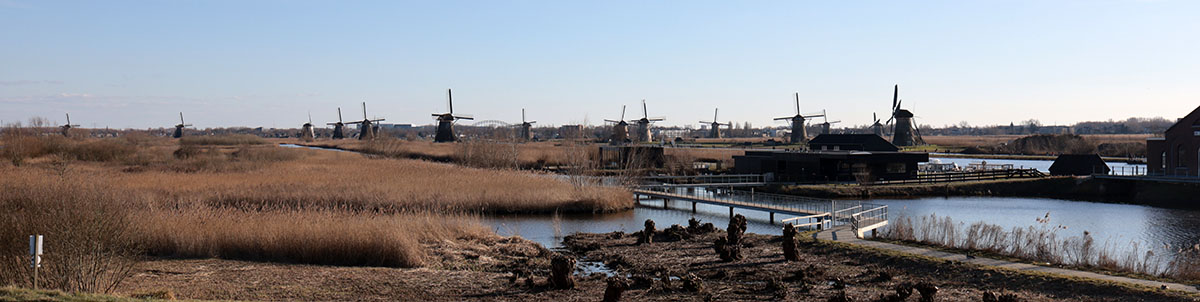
[894,109,914,118]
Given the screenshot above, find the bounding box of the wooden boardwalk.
[632,189,830,219]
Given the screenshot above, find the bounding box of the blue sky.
[1,0,1198,129]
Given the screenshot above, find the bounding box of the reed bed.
[0,134,632,294]
[883,213,1200,281]
[135,207,489,267]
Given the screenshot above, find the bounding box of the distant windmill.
[346,102,384,140]
[871,112,884,137]
[173,112,192,138]
[60,113,80,137]
[633,99,665,143]
[300,112,315,142]
[886,85,924,146]
[603,105,630,144]
[519,108,536,142]
[327,107,346,139]
[432,89,473,143]
[818,110,841,135]
[699,108,732,139]
[773,92,824,144]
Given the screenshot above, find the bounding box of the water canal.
[485,192,1200,266]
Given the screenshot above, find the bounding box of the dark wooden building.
[1049,154,1109,176]
[733,150,928,182]
[1147,106,1200,176]
[808,134,899,152]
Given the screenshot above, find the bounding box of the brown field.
[300,138,747,171]
[0,134,630,295]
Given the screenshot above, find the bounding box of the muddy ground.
[117,225,1197,301]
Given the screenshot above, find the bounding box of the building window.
[1162,152,1168,171]
[1179,145,1187,168]
[886,163,906,173]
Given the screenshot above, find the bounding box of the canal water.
[485,193,1200,265]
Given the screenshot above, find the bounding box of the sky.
[1,0,1198,129]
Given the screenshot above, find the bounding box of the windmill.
[300,112,315,142]
[173,112,192,138]
[818,110,841,135]
[519,108,536,142]
[871,112,884,137]
[59,113,80,137]
[327,107,346,139]
[432,89,473,142]
[699,108,732,139]
[886,85,923,146]
[603,105,630,144]
[346,102,385,140]
[773,92,824,144]
[633,99,665,143]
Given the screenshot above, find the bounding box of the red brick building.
[1147,106,1200,176]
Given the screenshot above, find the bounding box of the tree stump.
[914,282,938,302]
[637,219,656,244]
[602,276,629,302]
[782,223,799,261]
[714,214,747,261]
[549,254,576,289]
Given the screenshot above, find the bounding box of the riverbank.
[561,227,1192,301]
[761,177,1200,209]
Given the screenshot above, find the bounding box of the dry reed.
[884,213,1200,281]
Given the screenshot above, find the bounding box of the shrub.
[0,177,140,293]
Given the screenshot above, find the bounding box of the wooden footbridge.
[633,175,889,238]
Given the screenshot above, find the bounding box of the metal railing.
[677,187,837,216]
[850,205,888,234]
[640,174,764,185]
[781,212,831,230]
[866,169,1044,185]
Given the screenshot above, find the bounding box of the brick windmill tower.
[773,93,823,144]
[173,112,192,138]
[60,113,80,137]
[699,108,731,139]
[432,89,473,142]
[347,102,384,140]
[604,105,630,145]
[632,99,665,143]
[300,113,315,142]
[327,107,346,139]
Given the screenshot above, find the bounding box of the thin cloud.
[0,80,64,86]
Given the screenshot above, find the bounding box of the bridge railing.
[865,169,1044,185]
[685,187,834,216]
[781,212,832,230]
[850,204,888,235]
[640,174,764,185]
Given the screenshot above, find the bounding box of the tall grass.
[1,134,630,274]
[178,134,265,146]
[135,207,488,267]
[883,213,1200,281]
[0,175,140,293]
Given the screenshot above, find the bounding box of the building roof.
[1166,105,1200,133]
[1049,154,1110,176]
[808,134,899,152]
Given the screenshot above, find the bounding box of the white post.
[29,235,42,290]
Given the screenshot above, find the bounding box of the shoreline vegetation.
[881,213,1200,283]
